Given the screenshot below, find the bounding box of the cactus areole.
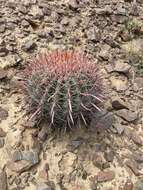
[21,50,103,130]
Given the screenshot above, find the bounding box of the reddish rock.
[0,68,7,79]
[0,128,6,137]
[123,179,133,190]
[125,159,140,176]
[38,163,49,180]
[7,160,33,173]
[96,170,115,182]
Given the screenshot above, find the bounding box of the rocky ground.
[0,0,143,189]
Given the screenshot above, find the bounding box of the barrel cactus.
[21,50,103,130]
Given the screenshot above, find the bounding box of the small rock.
[37,29,54,40]
[68,0,78,10]
[86,27,101,42]
[7,160,33,173]
[95,6,112,15]
[0,54,22,69]
[104,150,115,162]
[98,45,110,60]
[0,138,5,148]
[42,7,51,16]
[0,24,5,33]
[133,151,143,163]
[96,170,115,182]
[14,150,39,164]
[131,132,143,146]
[21,19,30,27]
[117,6,126,15]
[0,107,8,121]
[113,60,131,74]
[111,97,128,110]
[125,159,140,176]
[0,44,8,56]
[123,179,133,190]
[38,126,48,141]
[105,65,114,73]
[22,40,37,52]
[38,168,48,181]
[91,112,115,130]
[22,119,37,128]
[0,68,7,79]
[37,182,52,190]
[0,128,6,137]
[0,170,7,190]
[110,76,128,92]
[92,153,106,170]
[122,38,143,55]
[130,2,139,16]
[116,109,138,122]
[61,17,69,26]
[67,137,83,151]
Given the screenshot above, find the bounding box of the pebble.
[38,126,48,141]
[0,170,7,190]
[104,150,115,162]
[7,160,34,173]
[133,151,143,163]
[12,150,39,164]
[110,76,129,92]
[68,0,78,10]
[0,128,6,137]
[131,132,143,146]
[92,153,106,170]
[0,107,8,121]
[113,60,131,74]
[37,183,52,190]
[123,179,133,190]
[111,96,128,110]
[0,68,7,80]
[22,40,37,52]
[116,109,138,122]
[0,138,5,148]
[90,112,115,130]
[86,27,101,42]
[125,159,140,176]
[96,170,115,182]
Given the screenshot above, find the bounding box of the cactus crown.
[22,50,103,130]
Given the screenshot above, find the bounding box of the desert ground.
[0,0,143,190]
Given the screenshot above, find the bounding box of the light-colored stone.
[110,76,129,92]
[59,152,77,175]
[122,39,143,55]
[7,160,33,173]
[114,60,131,73]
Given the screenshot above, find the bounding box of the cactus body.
[22,50,103,130]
